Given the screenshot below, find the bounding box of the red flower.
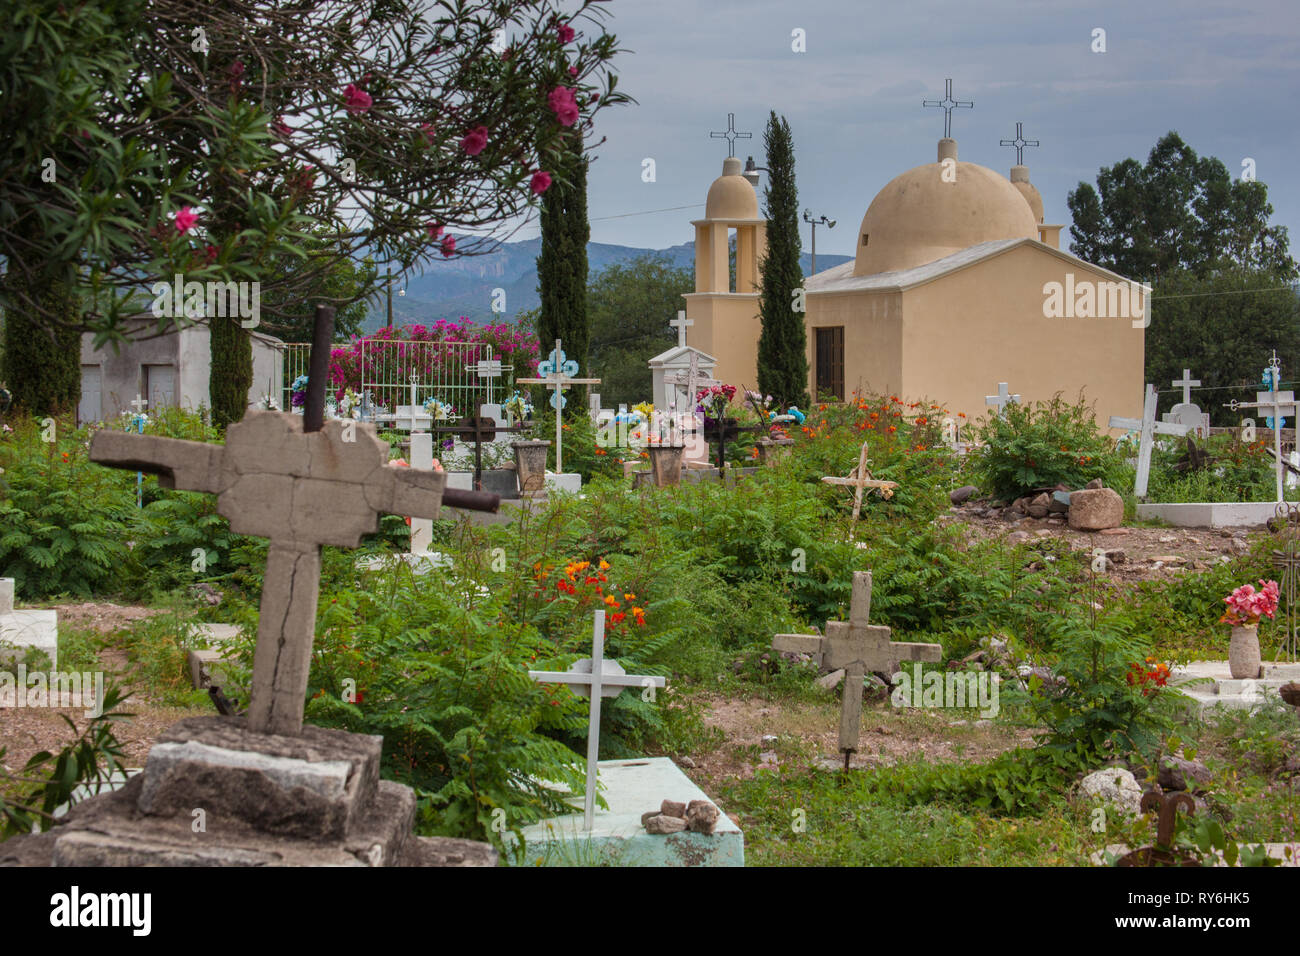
[174,206,199,234]
[440,234,457,257]
[460,126,488,155]
[547,87,580,126]
[343,83,372,114]
[557,24,575,43]
[530,170,552,195]
[426,223,444,240]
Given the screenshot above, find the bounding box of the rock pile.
[949,478,1124,530]
[641,799,721,835]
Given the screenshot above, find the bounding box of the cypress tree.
[756,111,808,408]
[209,315,253,428]
[536,138,590,418]
[1,257,81,419]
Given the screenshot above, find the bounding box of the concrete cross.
[821,441,899,528]
[1225,354,1299,502]
[516,339,600,474]
[984,382,1020,418]
[465,356,503,406]
[88,307,500,736]
[528,610,666,830]
[669,311,693,349]
[129,394,149,415]
[1110,384,1193,499]
[663,351,720,426]
[1173,368,1201,405]
[772,572,942,764]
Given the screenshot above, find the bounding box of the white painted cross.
[821,441,899,528]
[772,572,941,762]
[465,356,503,406]
[1226,352,1299,502]
[129,394,149,415]
[516,339,600,474]
[984,382,1020,418]
[528,610,667,830]
[1110,384,1193,498]
[669,310,693,349]
[1173,368,1201,405]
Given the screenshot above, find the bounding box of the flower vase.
[647,444,685,487]
[512,440,551,495]
[1228,624,1262,679]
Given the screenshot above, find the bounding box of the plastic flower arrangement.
[290,374,310,407]
[632,400,655,420]
[771,405,806,425]
[423,397,457,421]
[1219,579,1280,627]
[695,384,736,421]
[503,392,533,422]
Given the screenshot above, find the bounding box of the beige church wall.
[898,244,1144,430]
[805,290,905,400]
[681,292,763,392]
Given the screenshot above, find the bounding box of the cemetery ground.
[2,396,1298,866]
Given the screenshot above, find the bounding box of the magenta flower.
[530,170,552,195]
[568,66,579,77]
[419,122,436,143]
[557,24,575,43]
[343,84,372,114]
[174,206,199,234]
[547,87,580,127]
[426,222,444,240]
[460,126,488,155]
[271,116,293,137]
[440,234,457,257]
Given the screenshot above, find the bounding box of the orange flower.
[624,593,636,601]
[888,425,897,433]
[599,559,610,570]
[604,594,619,607]
[611,612,626,624]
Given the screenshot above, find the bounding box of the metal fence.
[279,339,515,424]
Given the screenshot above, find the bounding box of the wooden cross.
[528,610,666,830]
[1173,368,1201,405]
[516,339,600,474]
[984,381,1020,418]
[88,306,501,736]
[821,441,899,528]
[434,413,527,490]
[1110,384,1192,499]
[1225,352,1299,502]
[772,572,942,765]
[669,310,693,348]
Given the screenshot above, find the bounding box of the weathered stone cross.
[772,571,942,765]
[822,440,899,527]
[88,306,500,736]
[1110,383,1192,498]
[528,610,666,830]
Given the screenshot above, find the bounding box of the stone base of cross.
[822,441,899,530]
[772,571,941,765]
[1110,384,1192,499]
[528,610,666,830]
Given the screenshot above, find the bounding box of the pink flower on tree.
[530,170,552,195]
[418,122,436,143]
[557,24,575,43]
[440,234,457,257]
[343,84,373,114]
[568,66,579,77]
[547,87,580,127]
[271,116,293,137]
[460,126,489,155]
[426,223,444,240]
[174,206,199,234]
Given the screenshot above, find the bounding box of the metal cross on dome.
[999,121,1040,165]
[709,112,752,158]
[923,78,974,139]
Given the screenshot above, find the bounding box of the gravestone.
[1,307,501,868]
[821,441,899,531]
[772,571,942,766]
[985,381,1020,418]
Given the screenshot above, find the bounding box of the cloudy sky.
[520,0,1300,261]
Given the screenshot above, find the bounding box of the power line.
[1152,285,1298,301]
[590,203,703,222]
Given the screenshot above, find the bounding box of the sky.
[509,0,1300,260]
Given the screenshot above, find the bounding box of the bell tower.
[681,156,767,392]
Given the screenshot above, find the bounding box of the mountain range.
[363,238,851,330]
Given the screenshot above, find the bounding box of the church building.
[681,131,1145,427]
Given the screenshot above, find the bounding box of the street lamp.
[741,155,765,190]
[802,210,836,277]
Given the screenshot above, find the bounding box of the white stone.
[545,473,582,494]
[1136,502,1283,528]
[0,580,58,670]
[1078,767,1143,816]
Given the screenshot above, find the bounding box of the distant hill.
[363,239,850,331]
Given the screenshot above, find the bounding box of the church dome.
[1010,165,1044,223]
[705,156,758,220]
[853,139,1039,276]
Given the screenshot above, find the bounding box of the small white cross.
[528,610,666,830]
[129,394,149,415]
[1110,384,1192,498]
[1225,354,1299,503]
[1172,368,1200,405]
[984,382,1020,417]
[669,311,693,349]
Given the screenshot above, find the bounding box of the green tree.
[1,0,627,421]
[257,232,378,343]
[536,139,591,417]
[587,253,692,408]
[1147,268,1300,424]
[756,112,808,408]
[1067,132,1296,283]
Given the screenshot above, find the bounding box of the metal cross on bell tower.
[709,112,752,158]
[999,121,1040,165]
[923,78,974,138]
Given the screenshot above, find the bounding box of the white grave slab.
[1170,659,1300,711]
[0,578,58,670]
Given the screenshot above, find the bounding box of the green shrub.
[971,393,1117,500]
